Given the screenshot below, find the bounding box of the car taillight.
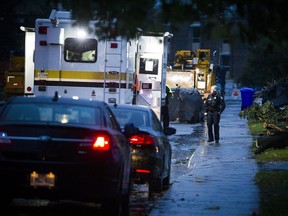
[129,134,154,145]
[92,134,110,151]
[136,169,151,173]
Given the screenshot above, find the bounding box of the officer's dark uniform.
[205,86,225,143]
[162,85,172,129]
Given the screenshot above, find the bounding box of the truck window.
[64,38,97,63]
[139,58,159,75]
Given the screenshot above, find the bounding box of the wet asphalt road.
[149,99,260,216]
[6,120,201,216]
[129,122,204,215]
[5,99,260,216]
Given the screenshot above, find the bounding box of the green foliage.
[247,121,266,135]
[240,101,286,124]
[248,101,288,216]
[53,0,288,45]
[2,0,288,88]
[2,1,288,48]
[255,148,288,162]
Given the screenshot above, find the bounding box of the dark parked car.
[0,94,136,216]
[110,104,176,193]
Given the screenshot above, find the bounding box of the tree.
[0,0,53,60]
[64,0,288,88]
[57,0,288,48]
[237,37,288,87]
[2,0,287,52]
[63,0,235,40]
[1,0,287,87]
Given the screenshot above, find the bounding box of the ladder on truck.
[103,38,123,104]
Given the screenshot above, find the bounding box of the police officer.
[162,85,173,130]
[205,85,226,143]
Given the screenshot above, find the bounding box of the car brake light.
[129,134,154,145]
[92,134,110,150]
[136,169,151,173]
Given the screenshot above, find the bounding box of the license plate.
[30,171,55,188]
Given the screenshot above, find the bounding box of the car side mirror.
[164,127,176,136]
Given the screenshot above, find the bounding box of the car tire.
[149,177,163,194]
[163,159,171,189]
[102,169,130,216]
[0,197,12,210]
[120,192,130,216]
[102,193,130,216]
[163,147,172,189]
[102,196,122,216]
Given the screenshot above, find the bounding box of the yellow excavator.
[167,49,215,98]
[166,49,215,123]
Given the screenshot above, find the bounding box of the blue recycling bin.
[240,87,254,110]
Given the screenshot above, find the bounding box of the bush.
[240,101,288,124]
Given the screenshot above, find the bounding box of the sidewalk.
[149,99,260,216]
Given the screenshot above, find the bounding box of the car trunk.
[0,123,103,162]
[0,123,122,201]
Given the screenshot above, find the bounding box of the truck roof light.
[76,29,87,38]
[110,43,118,48]
[38,26,48,34]
[40,41,47,46]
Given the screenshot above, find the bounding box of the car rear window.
[112,108,149,127]
[1,103,100,125]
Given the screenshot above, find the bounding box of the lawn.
[248,120,288,216]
